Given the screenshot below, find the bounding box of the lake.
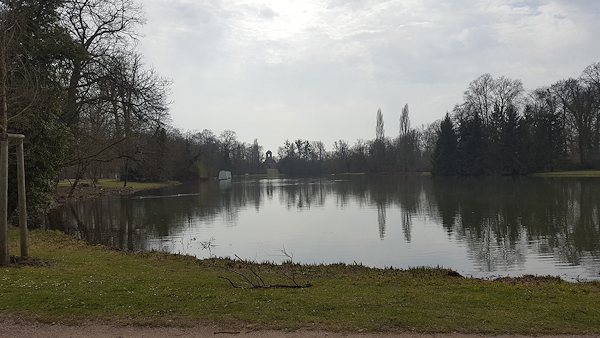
[45,175,600,281]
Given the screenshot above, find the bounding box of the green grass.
[531,170,600,177]
[56,179,177,189]
[2,229,600,334]
[235,170,284,178]
[266,169,281,176]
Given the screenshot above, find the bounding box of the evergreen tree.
[456,112,487,175]
[1,0,74,217]
[431,114,457,175]
[501,105,522,174]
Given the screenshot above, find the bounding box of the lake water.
[45,175,600,281]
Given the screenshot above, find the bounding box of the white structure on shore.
[218,170,232,180]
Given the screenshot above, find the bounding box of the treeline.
[169,64,600,178]
[274,105,436,175]
[158,130,265,180]
[123,103,435,179]
[431,63,600,175]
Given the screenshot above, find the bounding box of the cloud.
[259,7,278,20]
[138,0,600,151]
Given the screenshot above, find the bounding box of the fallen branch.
[217,275,312,289]
[212,251,312,289]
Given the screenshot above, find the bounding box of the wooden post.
[0,139,8,265]
[16,139,27,257]
[0,134,27,265]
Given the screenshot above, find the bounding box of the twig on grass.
[212,250,312,289]
[217,275,312,289]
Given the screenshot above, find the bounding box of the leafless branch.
[212,252,312,289]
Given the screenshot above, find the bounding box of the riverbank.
[2,229,600,335]
[531,170,600,177]
[49,179,179,206]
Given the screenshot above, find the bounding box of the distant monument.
[264,150,278,175]
[264,150,276,170]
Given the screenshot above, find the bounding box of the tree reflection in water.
[45,175,600,279]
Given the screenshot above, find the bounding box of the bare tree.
[64,49,170,192]
[60,0,145,127]
[551,78,597,167]
[333,140,351,173]
[311,140,326,163]
[461,74,523,124]
[580,62,600,161]
[58,0,172,189]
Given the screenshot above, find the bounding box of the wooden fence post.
[17,139,27,257]
[0,139,8,265]
[0,134,28,265]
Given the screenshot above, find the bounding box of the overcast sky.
[137,0,600,153]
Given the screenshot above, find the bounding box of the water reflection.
[430,177,600,276]
[45,175,600,280]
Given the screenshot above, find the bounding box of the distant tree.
[276,138,323,175]
[456,111,487,175]
[461,74,523,123]
[431,114,457,175]
[399,104,410,137]
[500,105,523,174]
[376,108,384,140]
[311,140,326,162]
[396,103,421,172]
[248,138,264,174]
[419,121,439,172]
[552,78,597,168]
[521,87,568,172]
[231,141,247,175]
[295,139,310,161]
[580,62,600,164]
[351,139,369,173]
[278,140,295,160]
[333,140,351,173]
[195,129,221,178]
[219,130,237,171]
[372,108,386,172]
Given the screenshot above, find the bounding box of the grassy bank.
[51,180,178,206]
[56,179,178,189]
[531,170,600,177]
[1,229,600,334]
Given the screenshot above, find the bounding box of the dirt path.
[0,321,596,338]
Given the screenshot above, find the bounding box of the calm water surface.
[46,175,600,281]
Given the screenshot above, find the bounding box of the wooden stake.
[17,139,27,257]
[0,139,8,265]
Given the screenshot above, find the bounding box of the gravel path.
[0,321,597,338]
